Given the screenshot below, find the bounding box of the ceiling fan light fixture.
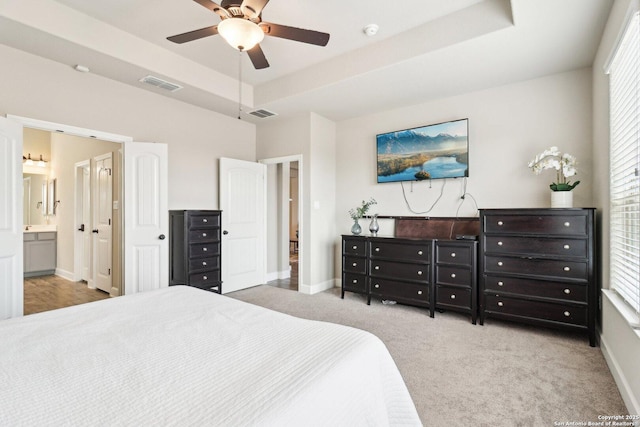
[217,18,264,51]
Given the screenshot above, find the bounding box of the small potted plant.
[349,198,377,235]
[528,146,580,207]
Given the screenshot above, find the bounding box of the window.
[608,11,640,317]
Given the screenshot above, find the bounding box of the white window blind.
[609,11,640,316]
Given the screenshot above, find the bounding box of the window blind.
[609,11,640,316]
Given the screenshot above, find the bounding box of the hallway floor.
[266,252,298,291]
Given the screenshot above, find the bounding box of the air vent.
[248,108,278,119]
[139,75,183,92]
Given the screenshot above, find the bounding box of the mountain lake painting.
[376,119,469,183]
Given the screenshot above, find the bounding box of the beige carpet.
[229,285,628,427]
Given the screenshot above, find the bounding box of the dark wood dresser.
[479,208,597,346]
[435,240,478,324]
[169,210,222,293]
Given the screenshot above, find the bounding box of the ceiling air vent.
[139,75,183,92]
[248,108,278,119]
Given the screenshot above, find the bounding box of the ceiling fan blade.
[247,44,269,69]
[193,0,230,19]
[240,0,270,19]
[260,22,330,47]
[167,25,219,44]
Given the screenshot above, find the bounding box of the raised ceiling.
[0,0,613,122]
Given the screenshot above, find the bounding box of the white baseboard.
[600,333,640,415]
[54,268,74,281]
[266,270,290,282]
[299,278,336,295]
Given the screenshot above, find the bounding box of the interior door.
[82,164,91,282]
[0,116,23,319]
[94,153,113,293]
[123,142,168,295]
[219,157,266,293]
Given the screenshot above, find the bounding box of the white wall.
[336,68,594,236]
[592,0,640,415]
[0,43,256,213]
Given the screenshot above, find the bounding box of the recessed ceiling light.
[363,24,379,36]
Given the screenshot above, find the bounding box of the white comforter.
[0,286,421,426]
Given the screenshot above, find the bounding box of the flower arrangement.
[528,146,580,191]
[349,198,377,221]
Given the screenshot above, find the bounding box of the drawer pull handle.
[497,221,504,226]
[203,248,208,252]
[203,218,208,223]
[202,233,207,237]
[564,222,571,227]
[417,271,423,276]
[497,281,504,286]
[450,253,456,257]
[563,266,571,272]
[564,311,571,317]
[374,284,380,289]
[374,266,380,270]
[203,275,208,280]
[352,279,358,284]
[564,288,571,294]
[202,261,207,266]
[497,241,503,246]
[450,273,456,278]
[563,244,570,250]
[497,301,504,307]
[497,261,503,266]
[375,247,380,252]
[352,245,357,250]
[417,290,423,295]
[418,250,423,255]
[450,294,456,299]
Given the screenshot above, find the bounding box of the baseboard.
[54,268,74,281]
[299,278,335,295]
[600,333,640,415]
[266,270,291,282]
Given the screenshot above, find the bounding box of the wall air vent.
[139,75,183,92]
[248,108,278,119]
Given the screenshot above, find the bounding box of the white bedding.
[0,286,421,426]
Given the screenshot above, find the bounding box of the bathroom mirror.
[22,173,49,225]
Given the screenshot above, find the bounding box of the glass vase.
[351,219,362,235]
[369,214,380,235]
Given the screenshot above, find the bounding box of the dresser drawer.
[343,256,366,274]
[369,240,430,263]
[370,259,430,283]
[436,286,471,309]
[188,242,220,258]
[483,275,587,303]
[370,278,429,303]
[484,236,587,258]
[188,229,220,243]
[435,266,472,287]
[342,273,367,293]
[189,256,220,272]
[189,270,221,287]
[435,244,472,265]
[484,294,587,326]
[484,256,587,280]
[343,238,366,256]
[187,213,220,229]
[483,213,587,236]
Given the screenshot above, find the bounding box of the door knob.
[92,229,99,233]
[223,230,229,235]
[159,234,166,240]
[78,224,85,232]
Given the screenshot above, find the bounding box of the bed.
[0,286,421,426]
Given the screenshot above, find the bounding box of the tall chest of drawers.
[169,210,222,293]
[435,240,478,324]
[479,208,597,346]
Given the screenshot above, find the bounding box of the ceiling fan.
[167,0,330,70]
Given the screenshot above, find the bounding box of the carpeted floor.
[228,285,629,427]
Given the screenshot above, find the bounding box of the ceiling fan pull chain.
[238,49,243,120]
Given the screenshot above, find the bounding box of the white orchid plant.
[528,146,580,191]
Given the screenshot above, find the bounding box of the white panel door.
[219,157,266,294]
[123,142,168,295]
[94,153,112,293]
[82,164,91,282]
[0,116,23,319]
